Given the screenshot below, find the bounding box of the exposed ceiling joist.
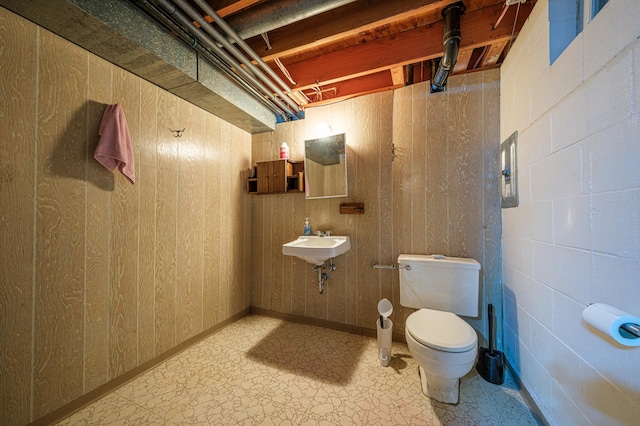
[270,2,529,92]
[245,0,458,62]
[1,0,535,127]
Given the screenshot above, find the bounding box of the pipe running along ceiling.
[0,0,535,131]
[131,0,358,121]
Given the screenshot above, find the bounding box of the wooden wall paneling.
[204,115,223,326]
[176,100,205,343]
[34,31,88,417]
[269,194,286,313]
[324,197,347,321]
[0,8,37,425]
[109,67,141,377]
[377,92,395,315]
[355,94,383,328]
[250,130,268,311]
[282,193,295,315]
[219,121,231,320]
[323,102,349,323]
[481,69,503,346]
[268,109,290,312]
[250,197,264,309]
[341,99,359,327]
[402,83,428,331]
[425,85,450,255]
[230,125,247,315]
[85,54,113,393]
[243,133,253,309]
[391,85,413,332]
[260,197,273,310]
[411,85,428,255]
[289,203,308,317]
[287,121,306,316]
[155,90,179,354]
[447,74,483,259]
[447,74,485,333]
[137,80,158,364]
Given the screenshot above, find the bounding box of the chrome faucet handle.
[316,231,325,237]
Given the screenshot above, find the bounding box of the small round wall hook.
[170,128,185,137]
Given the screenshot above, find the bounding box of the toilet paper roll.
[583,303,640,347]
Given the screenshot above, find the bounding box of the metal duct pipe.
[156,0,300,119]
[225,0,358,41]
[133,0,285,117]
[191,0,298,99]
[133,0,284,115]
[430,1,465,93]
[168,0,301,115]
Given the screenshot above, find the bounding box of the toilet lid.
[406,309,477,353]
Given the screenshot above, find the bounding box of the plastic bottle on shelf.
[304,218,312,236]
[280,142,289,160]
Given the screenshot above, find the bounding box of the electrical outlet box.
[501,131,518,208]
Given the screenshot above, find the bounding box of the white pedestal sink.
[282,236,351,265]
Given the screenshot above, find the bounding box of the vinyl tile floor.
[57,314,540,425]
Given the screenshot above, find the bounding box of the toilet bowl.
[405,308,477,404]
[398,254,481,404]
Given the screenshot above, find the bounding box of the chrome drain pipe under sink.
[313,258,337,294]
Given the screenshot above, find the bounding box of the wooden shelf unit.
[247,159,304,194]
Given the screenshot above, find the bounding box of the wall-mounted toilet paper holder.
[586,303,640,340]
[620,323,640,338]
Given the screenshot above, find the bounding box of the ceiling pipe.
[156,0,300,119]
[225,0,358,41]
[132,0,286,117]
[430,1,466,93]
[191,0,303,113]
[170,0,301,115]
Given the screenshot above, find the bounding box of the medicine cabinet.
[304,133,347,199]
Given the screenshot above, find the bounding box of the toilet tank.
[398,254,480,317]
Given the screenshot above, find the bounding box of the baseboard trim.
[506,362,549,426]
[30,308,250,426]
[249,307,406,343]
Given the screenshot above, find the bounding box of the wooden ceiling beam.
[300,71,400,107]
[276,2,527,91]
[480,39,508,67]
[246,0,460,62]
[453,48,473,73]
[214,0,263,18]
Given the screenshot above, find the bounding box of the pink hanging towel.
[94,103,135,184]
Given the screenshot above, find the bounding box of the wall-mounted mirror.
[304,133,347,199]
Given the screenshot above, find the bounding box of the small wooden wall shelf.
[340,202,365,214]
[247,160,304,194]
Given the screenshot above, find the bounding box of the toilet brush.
[476,304,505,384]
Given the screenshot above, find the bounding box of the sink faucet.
[316,230,332,237]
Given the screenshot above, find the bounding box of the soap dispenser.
[304,218,312,236]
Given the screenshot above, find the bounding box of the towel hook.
[170,128,185,137]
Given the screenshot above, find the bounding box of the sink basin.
[282,236,351,265]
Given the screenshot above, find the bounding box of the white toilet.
[398,254,480,404]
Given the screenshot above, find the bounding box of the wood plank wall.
[0,8,251,425]
[251,69,502,347]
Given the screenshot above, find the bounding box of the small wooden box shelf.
[247,160,304,194]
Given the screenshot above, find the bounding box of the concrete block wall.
[500,0,640,424]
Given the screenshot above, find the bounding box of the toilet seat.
[406,309,477,353]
